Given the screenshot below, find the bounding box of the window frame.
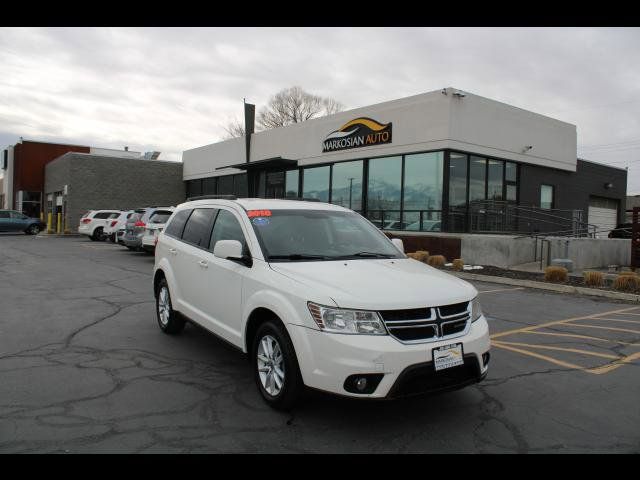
[540,184,555,210]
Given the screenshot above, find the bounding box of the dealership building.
[182,87,627,239]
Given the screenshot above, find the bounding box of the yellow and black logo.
[322,117,392,153]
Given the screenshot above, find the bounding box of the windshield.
[249,209,404,262]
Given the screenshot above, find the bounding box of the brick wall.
[45,153,185,231]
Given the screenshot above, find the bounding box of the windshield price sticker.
[248,210,272,218]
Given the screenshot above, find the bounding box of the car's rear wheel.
[25,224,40,235]
[156,278,185,334]
[90,227,104,241]
[252,320,304,411]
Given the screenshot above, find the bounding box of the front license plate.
[433,343,464,371]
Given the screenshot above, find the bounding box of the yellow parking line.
[492,341,619,359]
[491,305,640,339]
[590,317,640,325]
[562,323,640,335]
[478,287,525,294]
[519,330,640,346]
[613,312,640,316]
[491,342,587,370]
[586,352,640,375]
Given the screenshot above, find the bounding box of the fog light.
[356,378,367,391]
[482,352,491,367]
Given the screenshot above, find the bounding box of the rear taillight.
[81,218,91,224]
[134,221,146,227]
[110,221,118,227]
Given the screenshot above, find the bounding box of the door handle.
[198,260,208,269]
[169,248,177,255]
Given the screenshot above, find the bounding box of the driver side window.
[209,210,248,254]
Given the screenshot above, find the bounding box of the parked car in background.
[141,208,175,253]
[153,198,490,410]
[608,223,633,239]
[0,210,46,235]
[104,210,135,243]
[123,207,174,251]
[405,220,442,232]
[78,210,121,241]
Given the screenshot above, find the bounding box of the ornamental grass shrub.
[613,274,640,293]
[452,259,465,271]
[583,271,604,288]
[427,255,446,267]
[413,250,430,263]
[544,266,568,283]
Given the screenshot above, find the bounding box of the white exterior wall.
[182,87,577,180]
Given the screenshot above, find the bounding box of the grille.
[379,302,470,343]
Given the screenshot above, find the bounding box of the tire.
[155,278,185,334]
[252,320,304,411]
[25,224,40,235]
[90,227,102,241]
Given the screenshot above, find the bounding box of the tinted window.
[331,160,362,211]
[234,173,248,197]
[487,159,504,200]
[164,209,192,238]
[181,208,217,247]
[149,210,173,224]
[302,166,330,202]
[94,212,114,219]
[469,156,486,202]
[10,211,27,219]
[218,176,234,195]
[404,152,443,210]
[449,153,468,207]
[540,185,554,209]
[285,170,299,198]
[0,211,9,218]
[209,210,247,252]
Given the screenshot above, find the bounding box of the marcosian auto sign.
[322,117,392,153]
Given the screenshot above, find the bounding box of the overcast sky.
[0,27,638,194]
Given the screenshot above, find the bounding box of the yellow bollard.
[47,212,52,232]
[56,213,61,234]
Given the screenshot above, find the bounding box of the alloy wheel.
[257,334,285,396]
[158,286,170,327]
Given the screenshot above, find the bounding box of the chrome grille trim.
[382,303,471,344]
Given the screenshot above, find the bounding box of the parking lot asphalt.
[1,233,639,453]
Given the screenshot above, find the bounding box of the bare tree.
[221,87,344,138]
[257,86,344,130]
[222,118,246,139]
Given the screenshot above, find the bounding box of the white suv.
[78,210,121,241]
[104,210,135,243]
[153,198,490,410]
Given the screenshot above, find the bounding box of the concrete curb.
[450,271,640,303]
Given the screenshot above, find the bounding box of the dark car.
[608,223,633,239]
[0,210,47,235]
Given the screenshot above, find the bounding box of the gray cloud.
[0,27,638,193]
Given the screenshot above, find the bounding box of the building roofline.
[577,157,628,172]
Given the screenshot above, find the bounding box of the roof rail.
[187,195,238,201]
[282,197,322,202]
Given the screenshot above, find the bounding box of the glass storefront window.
[367,156,402,229]
[449,153,468,208]
[487,159,504,200]
[331,160,363,211]
[302,165,330,202]
[469,156,486,203]
[540,184,554,209]
[505,162,517,182]
[218,175,234,195]
[403,211,442,232]
[235,173,248,198]
[202,177,217,195]
[506,184,517,202]
[186,179,202,198]
[403,152,443,211]
[285,170,299,198]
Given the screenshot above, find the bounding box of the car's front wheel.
[252,320,304,411]
[25,224,41,235]
[156,278,185,334]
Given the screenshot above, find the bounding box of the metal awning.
[216,157,298,171]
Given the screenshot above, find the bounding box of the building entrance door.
[265,171,285,198]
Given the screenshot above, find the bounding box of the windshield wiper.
[268,254,334,261]
[336,252,396,259]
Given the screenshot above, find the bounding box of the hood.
[269,258,477,310]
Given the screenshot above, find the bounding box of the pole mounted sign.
[322,117,392,153]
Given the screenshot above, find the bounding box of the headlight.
[307,302,387,335]
[471,298,483,322]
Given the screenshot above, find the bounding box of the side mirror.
[213,240,252,266]
[391,238,404,253]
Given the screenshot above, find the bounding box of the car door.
[9,211,28,232]
[171,208,218,323]
[0,211,10,231]
[196,207,251,347]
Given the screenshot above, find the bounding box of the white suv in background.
[153,198,490,410]
[78,210,121,241]
[104,210,135,243]
[141,208,175,253]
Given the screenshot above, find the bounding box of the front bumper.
[287,316,490,398]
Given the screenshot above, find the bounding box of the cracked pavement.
[0,234,639,453]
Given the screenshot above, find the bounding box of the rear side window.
[164,209,192,238]
[94,212,113,219]
[209,209,247,252]
[181,208,217,247]
[149,210,173,224]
